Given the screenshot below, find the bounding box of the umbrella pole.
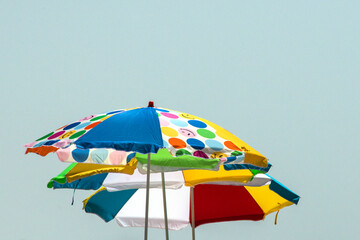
[144,153,151,240]
[191,186,195,240]
[161,172,169,240]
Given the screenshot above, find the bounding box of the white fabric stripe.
[103,169,185,191]
[115,186,190,230]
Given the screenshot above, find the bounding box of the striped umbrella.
[82,175,299,235]
[48,158,270,191]
[48,164,298,240]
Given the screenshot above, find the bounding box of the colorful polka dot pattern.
[26,109,126,151]
[56,145,134,165]
[156,108,245,163]
[25,106,246,166]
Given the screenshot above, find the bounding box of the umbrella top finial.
[148,101,154,107]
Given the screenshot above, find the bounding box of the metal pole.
[144,153,151,240]
[191,187,195,240]
[161,172,169,240]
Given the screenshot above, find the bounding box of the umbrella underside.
[83,183,298,230]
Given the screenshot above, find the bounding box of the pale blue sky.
[1,1,359,240]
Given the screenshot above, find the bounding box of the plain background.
[1,1,359,239]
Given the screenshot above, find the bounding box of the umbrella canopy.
[24,103,268,171]
[48,164,271,191]
[82,176,299,230]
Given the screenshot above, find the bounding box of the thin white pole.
[191,187,195,240]
[161,172,169,240]
[144,153,151,240]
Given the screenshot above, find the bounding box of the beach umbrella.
[48,164,280,240]
[24,102,270,240]
[24,102,268,170]
[82,175,299,237]
[48,152,271,191]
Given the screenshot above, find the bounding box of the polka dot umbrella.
[24,101,270,240]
